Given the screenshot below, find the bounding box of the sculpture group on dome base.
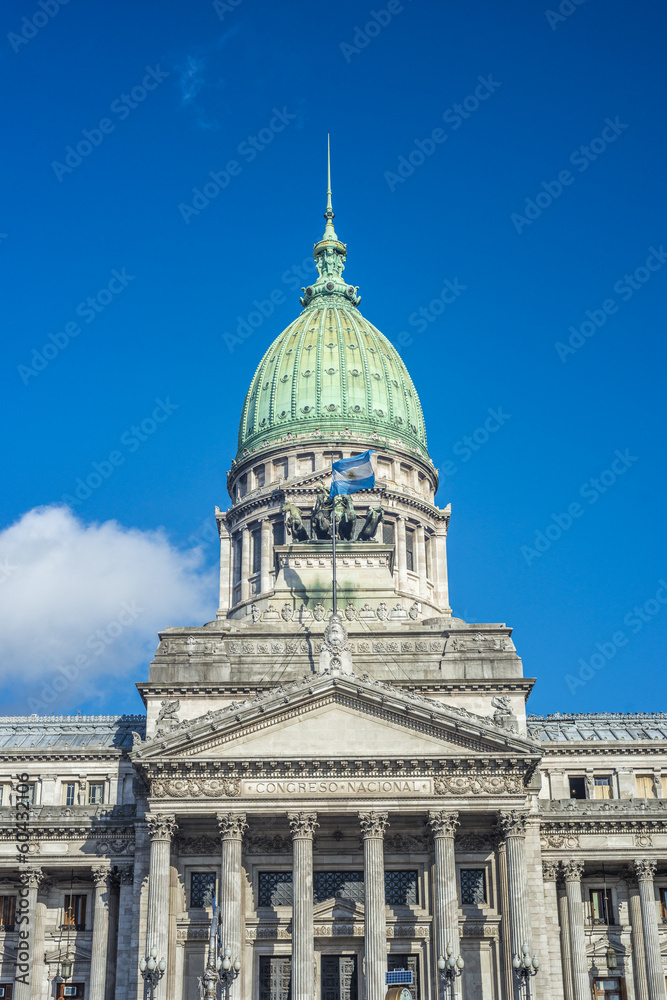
[282,490,383,543]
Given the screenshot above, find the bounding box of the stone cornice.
[540,744,667,756]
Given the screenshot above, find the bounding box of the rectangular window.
[637,775,656,798]
[569,776,587,799]
[259,956,291,1000]
[87,783,104,805]
[297,454,314,474]
[424,535,432,579]
[593,979,624,1000]
[377,458,393,481]
[321,955,358,1000]
[0,896,16,932]
[57,987,85,999]
[594,777,612,800]
[314,871,365,905]
[236,474,247,499]
[233,535,242,584]
[385,871,419,906]
[64,895,87,931]
[382,521,395,545]
[591,889,614,925]
[258,872,293,907]
[190,872,217,908]
[254,465,265,489]
[405,528,415,573]
[324,451,343,466]
[461,869,487,905]
[251,527,261,575]
[272,458,288,482]
[0,986,13,999]
[24,784,36,805]
[273,521,285,547]
[65,783,76,806]
[387,955,419,1000]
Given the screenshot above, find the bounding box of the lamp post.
[438,943,464,1000]
[512,944,539,1000]
[140,946,166,999]
[199,905,241,1000]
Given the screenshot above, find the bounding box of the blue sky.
[1,0,666,717]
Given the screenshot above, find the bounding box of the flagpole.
[331,499,337,616]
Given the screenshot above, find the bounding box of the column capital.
[562,860,585,882]
[288,812,319,839]
[117,865,134,886]
[91,865,110,888]
[146,813,178,841]
[498,810,528,837]
[542,860,560,881]
[634,859,657,883]
[18,868,44,890]
[428,809,459,838]
[359,811,389,839]
[217,812,248,841]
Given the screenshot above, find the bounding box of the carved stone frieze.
[245,835,292,855]
[540,834,580,850]
[384,833,431,853]
[176,835,220,855]
[456,833,496,852]
[95,838,135,856]
[435,774,523,796]
[462,922,500,938]
[151,778,240,799]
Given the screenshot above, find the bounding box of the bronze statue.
[336,495,357,540]
[282,502,308,542]
[358,505,383,541]
[312,484,334,539]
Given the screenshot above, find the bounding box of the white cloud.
[0,506,217,715]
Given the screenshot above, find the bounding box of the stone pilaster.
[115,866,135,1000]
[31,875,51,1000]
[562,861,589,1000]
[359,812,389,1000]
[415,523,427,597]
[625,870,649,1000]
[241,527,250,602]
[15,868,43,1000]
[145,814,177,1000]
[496,838,514,1000]
[498,811,531,990]
[396,516,408,591]
[260,518,272,594]
[217,516,232,618]
[90,866,111,1000]
[541,862,565,1000]
[218,812,248,1000]
[634,860,667,1000]
[288,812,318,1000]
[555,872,574,1000]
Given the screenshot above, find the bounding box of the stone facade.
[1,196,666,1000]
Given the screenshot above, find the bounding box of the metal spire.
[323,133,338,241]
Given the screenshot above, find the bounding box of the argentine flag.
[330,450,375,497]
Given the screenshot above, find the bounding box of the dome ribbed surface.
[237,301,428,459]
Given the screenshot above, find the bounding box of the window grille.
[385,870,419,906]
[190,872,216,908]
[258,872,293,907]
[460,869,486,905]
[64,894,86,930]
[87,783,104,805]
[0,896,16,931]
[259,956,291,1000]
[65,783,76,806]
[314,871,365,904]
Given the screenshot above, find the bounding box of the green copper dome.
[237,147,428,461]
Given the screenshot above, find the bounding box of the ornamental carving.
[245,835,292,855]
[435,775,523,796]
[384,833,431,853]
[456,833,496,852]
[562,860,585,882]
[155,699,180,738]
[117,865,134,886]
[428,811,460,838]
[498,811,528,837]
[91,866,110,887]
[18,869,44,889]
[146,814,178,841]
[542,861,560,880]
[95,838,135,856]
[634,859,657,882]
[540,835,579,850]
[217,813,248,840]
[177,836,220,855]
[359,811,389,838]
[634,834,653,848]
[288,812,319,838]
[151,778,240,799]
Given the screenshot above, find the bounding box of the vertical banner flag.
[330,450,375,497]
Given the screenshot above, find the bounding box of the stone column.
[115,866,135,1000]
[415,524,428,598]
[218,813,248,999]
[240,527,250,602]
[288,812,318,1000]
[260,518,272,594]
[496,838,514,1000]
[433,529,450,611]
[627,872,649,1000]
[541,862,565,1000]
[359,812,389,1000]
[15,869,43,1000]
[428,811,460,963]
[498,811,531,978]
[31,875,51,1000]
[556,875,574,1000]
[217,515,232,618]
[145,814,177,1000]
[90,866,111,1000]
[562,861,589,1000]
[634,860,667,1000]
[105,871,120,1000]
[396,516,408,591]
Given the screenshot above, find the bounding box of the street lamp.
[512,943,539,1000]
[438,943,464,1000]
[140,946,166,999]
[199,907,241,1000]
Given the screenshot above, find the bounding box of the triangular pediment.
[133,672,539,764]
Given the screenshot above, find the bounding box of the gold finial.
[323,133,337,240]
